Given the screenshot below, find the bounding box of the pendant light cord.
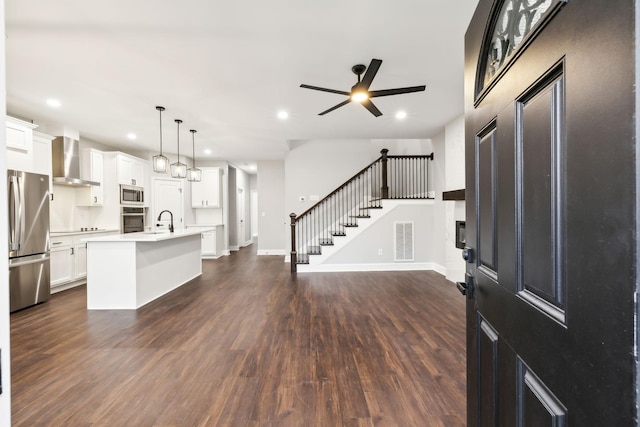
[191,129,197,168]
[175,119,182,162]
[156,106,165,154]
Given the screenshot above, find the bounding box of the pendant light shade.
[170,119,187,178]
[187,129,202,182]
[152,106,169,173]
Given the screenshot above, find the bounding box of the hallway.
[11,245,466,426]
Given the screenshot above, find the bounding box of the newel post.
[290,213,297,273]
[380,148,389,199]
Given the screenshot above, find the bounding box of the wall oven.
[121,207,146,234]
[120,184,144,205]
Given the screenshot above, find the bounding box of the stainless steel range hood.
[51,136,100,187]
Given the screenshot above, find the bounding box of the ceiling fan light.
[351,91,369,103]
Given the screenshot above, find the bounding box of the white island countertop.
[84,228,214,309]
[82,228,214,242]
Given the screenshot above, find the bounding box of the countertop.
[51,229,119,237]
[82,228,215,243]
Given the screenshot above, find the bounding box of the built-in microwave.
[120,184,144,205]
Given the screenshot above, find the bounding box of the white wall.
[444,115,466,283]
[0,2,11,423]
[431,129,447,271]
[323,203,438,268]
[257,160,286,255]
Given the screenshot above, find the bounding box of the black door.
[464,0,637,425]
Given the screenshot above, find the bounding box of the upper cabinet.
[6,116,54,179]
[117,154,146,187]
[191,167,222,208]
[6,116,36,152]
[77,149,104,206]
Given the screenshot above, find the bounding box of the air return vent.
[394,221,414,262]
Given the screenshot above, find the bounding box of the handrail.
[295,155,384,220]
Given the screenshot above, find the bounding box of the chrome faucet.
[157,210,174,232]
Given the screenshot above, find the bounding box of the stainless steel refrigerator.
[8,170,51,312]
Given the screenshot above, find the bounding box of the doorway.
[152,178,183,231]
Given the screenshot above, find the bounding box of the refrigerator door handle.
[9,175,20,251]
[18,175,26,251]
[9,254,50,268]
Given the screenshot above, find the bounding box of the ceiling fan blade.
[369,85,426,98]
[359,59,382,90]
[319,99,352,115]
[361,99,382,117]
[300,84,350,96]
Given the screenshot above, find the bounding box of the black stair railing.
[290,149,434,272]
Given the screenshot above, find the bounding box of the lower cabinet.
[201,231,217,257]
[50,238,74,287]
[50,231,115,292]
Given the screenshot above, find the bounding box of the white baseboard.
[229,245,239,251]
[51,280,85,294]
[257,249,287,256]
[432,263,447,276]
[241,240,253,247]
[296,262,442,273]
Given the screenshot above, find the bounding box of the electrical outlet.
[378,249,383,256]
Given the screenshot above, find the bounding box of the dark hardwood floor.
[10,245,466,426]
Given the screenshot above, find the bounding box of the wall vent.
[394,221,414,262]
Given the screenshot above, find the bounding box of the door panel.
[477,125,498,275]
[465,0,637,425]
[478,317,499,427]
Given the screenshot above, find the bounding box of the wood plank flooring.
[10,245,466,426]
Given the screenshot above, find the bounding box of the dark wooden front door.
[464,0,637,425]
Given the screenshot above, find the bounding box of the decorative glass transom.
[483,0,555,88]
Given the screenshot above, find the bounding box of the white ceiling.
[5,0,479,170]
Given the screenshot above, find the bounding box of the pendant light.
[152,106,169,173]
[187,129,202,182]
[170,119,187,178]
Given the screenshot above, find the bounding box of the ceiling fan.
[300,58,426,117]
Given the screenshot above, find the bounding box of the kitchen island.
[83,228,213,309]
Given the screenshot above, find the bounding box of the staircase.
[289,149,434,272]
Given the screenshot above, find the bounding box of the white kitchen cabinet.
[201,231,217,256]
[73,242,87,280]
[50,231,117,291]
[191,167,222,208]
[6,116,36,152]
[50,237,74,287]
[117,154,146,187]
[32,131,54,177]
[77,149,104,206]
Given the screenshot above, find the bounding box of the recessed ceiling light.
[395,111,407,120]
[204,148,212,155]
[277,111,289,120]
[126,133,137,140]
[46,99,61,108]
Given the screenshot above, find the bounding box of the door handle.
[462,246,474,263]
[456,273,474,299]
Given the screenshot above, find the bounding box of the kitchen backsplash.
[50,185,101,231]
